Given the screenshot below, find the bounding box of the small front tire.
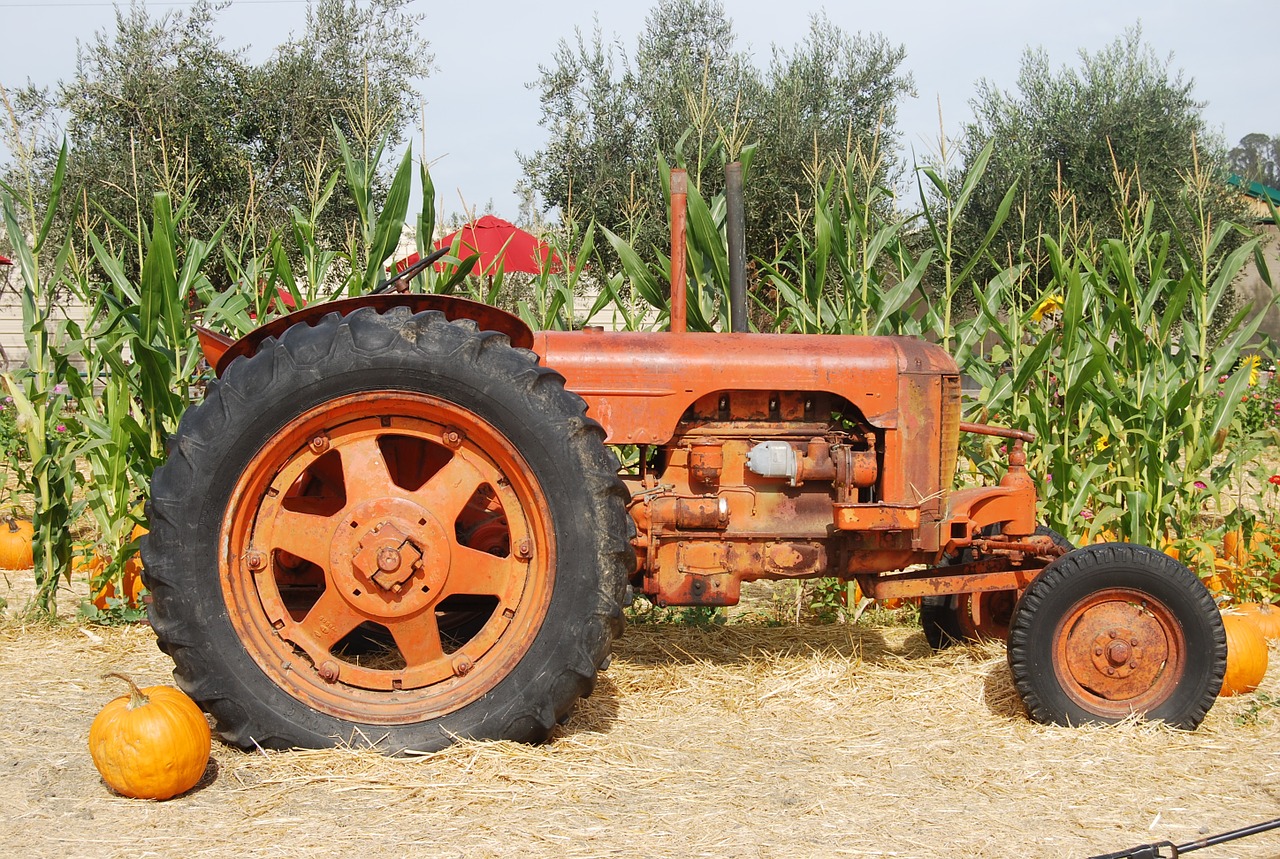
[1006,543,1224,728]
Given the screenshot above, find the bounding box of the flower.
[1079,508,1094,520]
[1244,355,1262,386]
[1269,475,1280,487]
[55,424,67,433]
[1030,294,1064,324]
[1194,481,1207,490]
[1095,434,1110,452]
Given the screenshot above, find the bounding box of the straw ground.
[2,575,1280,859]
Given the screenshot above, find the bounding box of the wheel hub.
[1063,600,1170,701]
[1089,627,1143,679]
[329,498,451,619]
[352,522,423,592]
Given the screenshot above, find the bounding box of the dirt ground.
[2,575,1280,859]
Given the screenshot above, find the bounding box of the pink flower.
[1080,509,1094,520]
[1194,481,1207,490]
[55,424,66,433]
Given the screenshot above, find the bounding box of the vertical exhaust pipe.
[725,161,748,333]
[669,169,688,334]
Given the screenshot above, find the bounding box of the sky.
[0,0,1276,220]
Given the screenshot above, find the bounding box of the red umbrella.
[394,216,560,277]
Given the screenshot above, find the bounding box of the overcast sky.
[1,0,1276,220]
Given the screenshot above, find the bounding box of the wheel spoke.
[390,612,446,667]
[296,587,368,652]
[411,452,487,527]
[340,435,395,502]
[264,509,336,567]
[442,545,520,599]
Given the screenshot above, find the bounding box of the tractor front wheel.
[1006,543,1224,728]
[144,307,631,753]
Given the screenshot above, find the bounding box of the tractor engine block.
[626,390,900,607]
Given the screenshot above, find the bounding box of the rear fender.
[197,294,534,377]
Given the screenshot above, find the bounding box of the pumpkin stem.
[4,516,16,534]
[104,671,150,709]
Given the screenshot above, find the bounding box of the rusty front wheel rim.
[1052,588,1185,718]
[222,391,555,724]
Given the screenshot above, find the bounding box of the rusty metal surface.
[613,369,1045,607]
[960,421,1037,443]
[669,170,688,334]
[208,294,535,377]
[220,390,554,724]
[1054,588,1185,716]
[833,504,921,532]
[860,560,1043,601]
[535,329,957,450]
[955,590,1020,641]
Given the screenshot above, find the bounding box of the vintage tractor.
[142,170,1226,754]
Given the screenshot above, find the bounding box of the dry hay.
[1,574,1280,858]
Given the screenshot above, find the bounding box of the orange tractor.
[144,170,1225,753]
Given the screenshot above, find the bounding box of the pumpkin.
[79,528,148,611]
[1223,527,1267,566]
[0,516,34,570]
[1235,602,1280,641]
[1219,610,1269,697]
[88,672,211,800]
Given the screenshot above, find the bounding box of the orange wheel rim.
[958,590,1018,641]
[1052,588,1185,718]
[222,391,554,724]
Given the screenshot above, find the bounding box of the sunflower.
[1030,294,1064,324]
[1244,354,1261,386]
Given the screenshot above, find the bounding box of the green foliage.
[957,26,1242,284]
[0,142,81,615]
[2,0,431,283]
[520,0,911,266]
[625,595,725,626]
[1229,133,1280,188]
[1235,690,1280,726]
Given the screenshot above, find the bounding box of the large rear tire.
[1006,543,1224,728]
[143,307,632,753]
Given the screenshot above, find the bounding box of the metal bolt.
[1094,647,1103,656]
[443,429,463,449]
[245,550,267,571]
[452,656,474,677]
[1108,629,1118,639]
[1129,661,1137,669]
[515,539,532,560]
[309,435,330,454]
[317,660,340,683]
[1106,667,1115,676]
[1131,639,1139,647]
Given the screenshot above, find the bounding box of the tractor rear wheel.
[144,307,631,753]
[1006,543,1224,728]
